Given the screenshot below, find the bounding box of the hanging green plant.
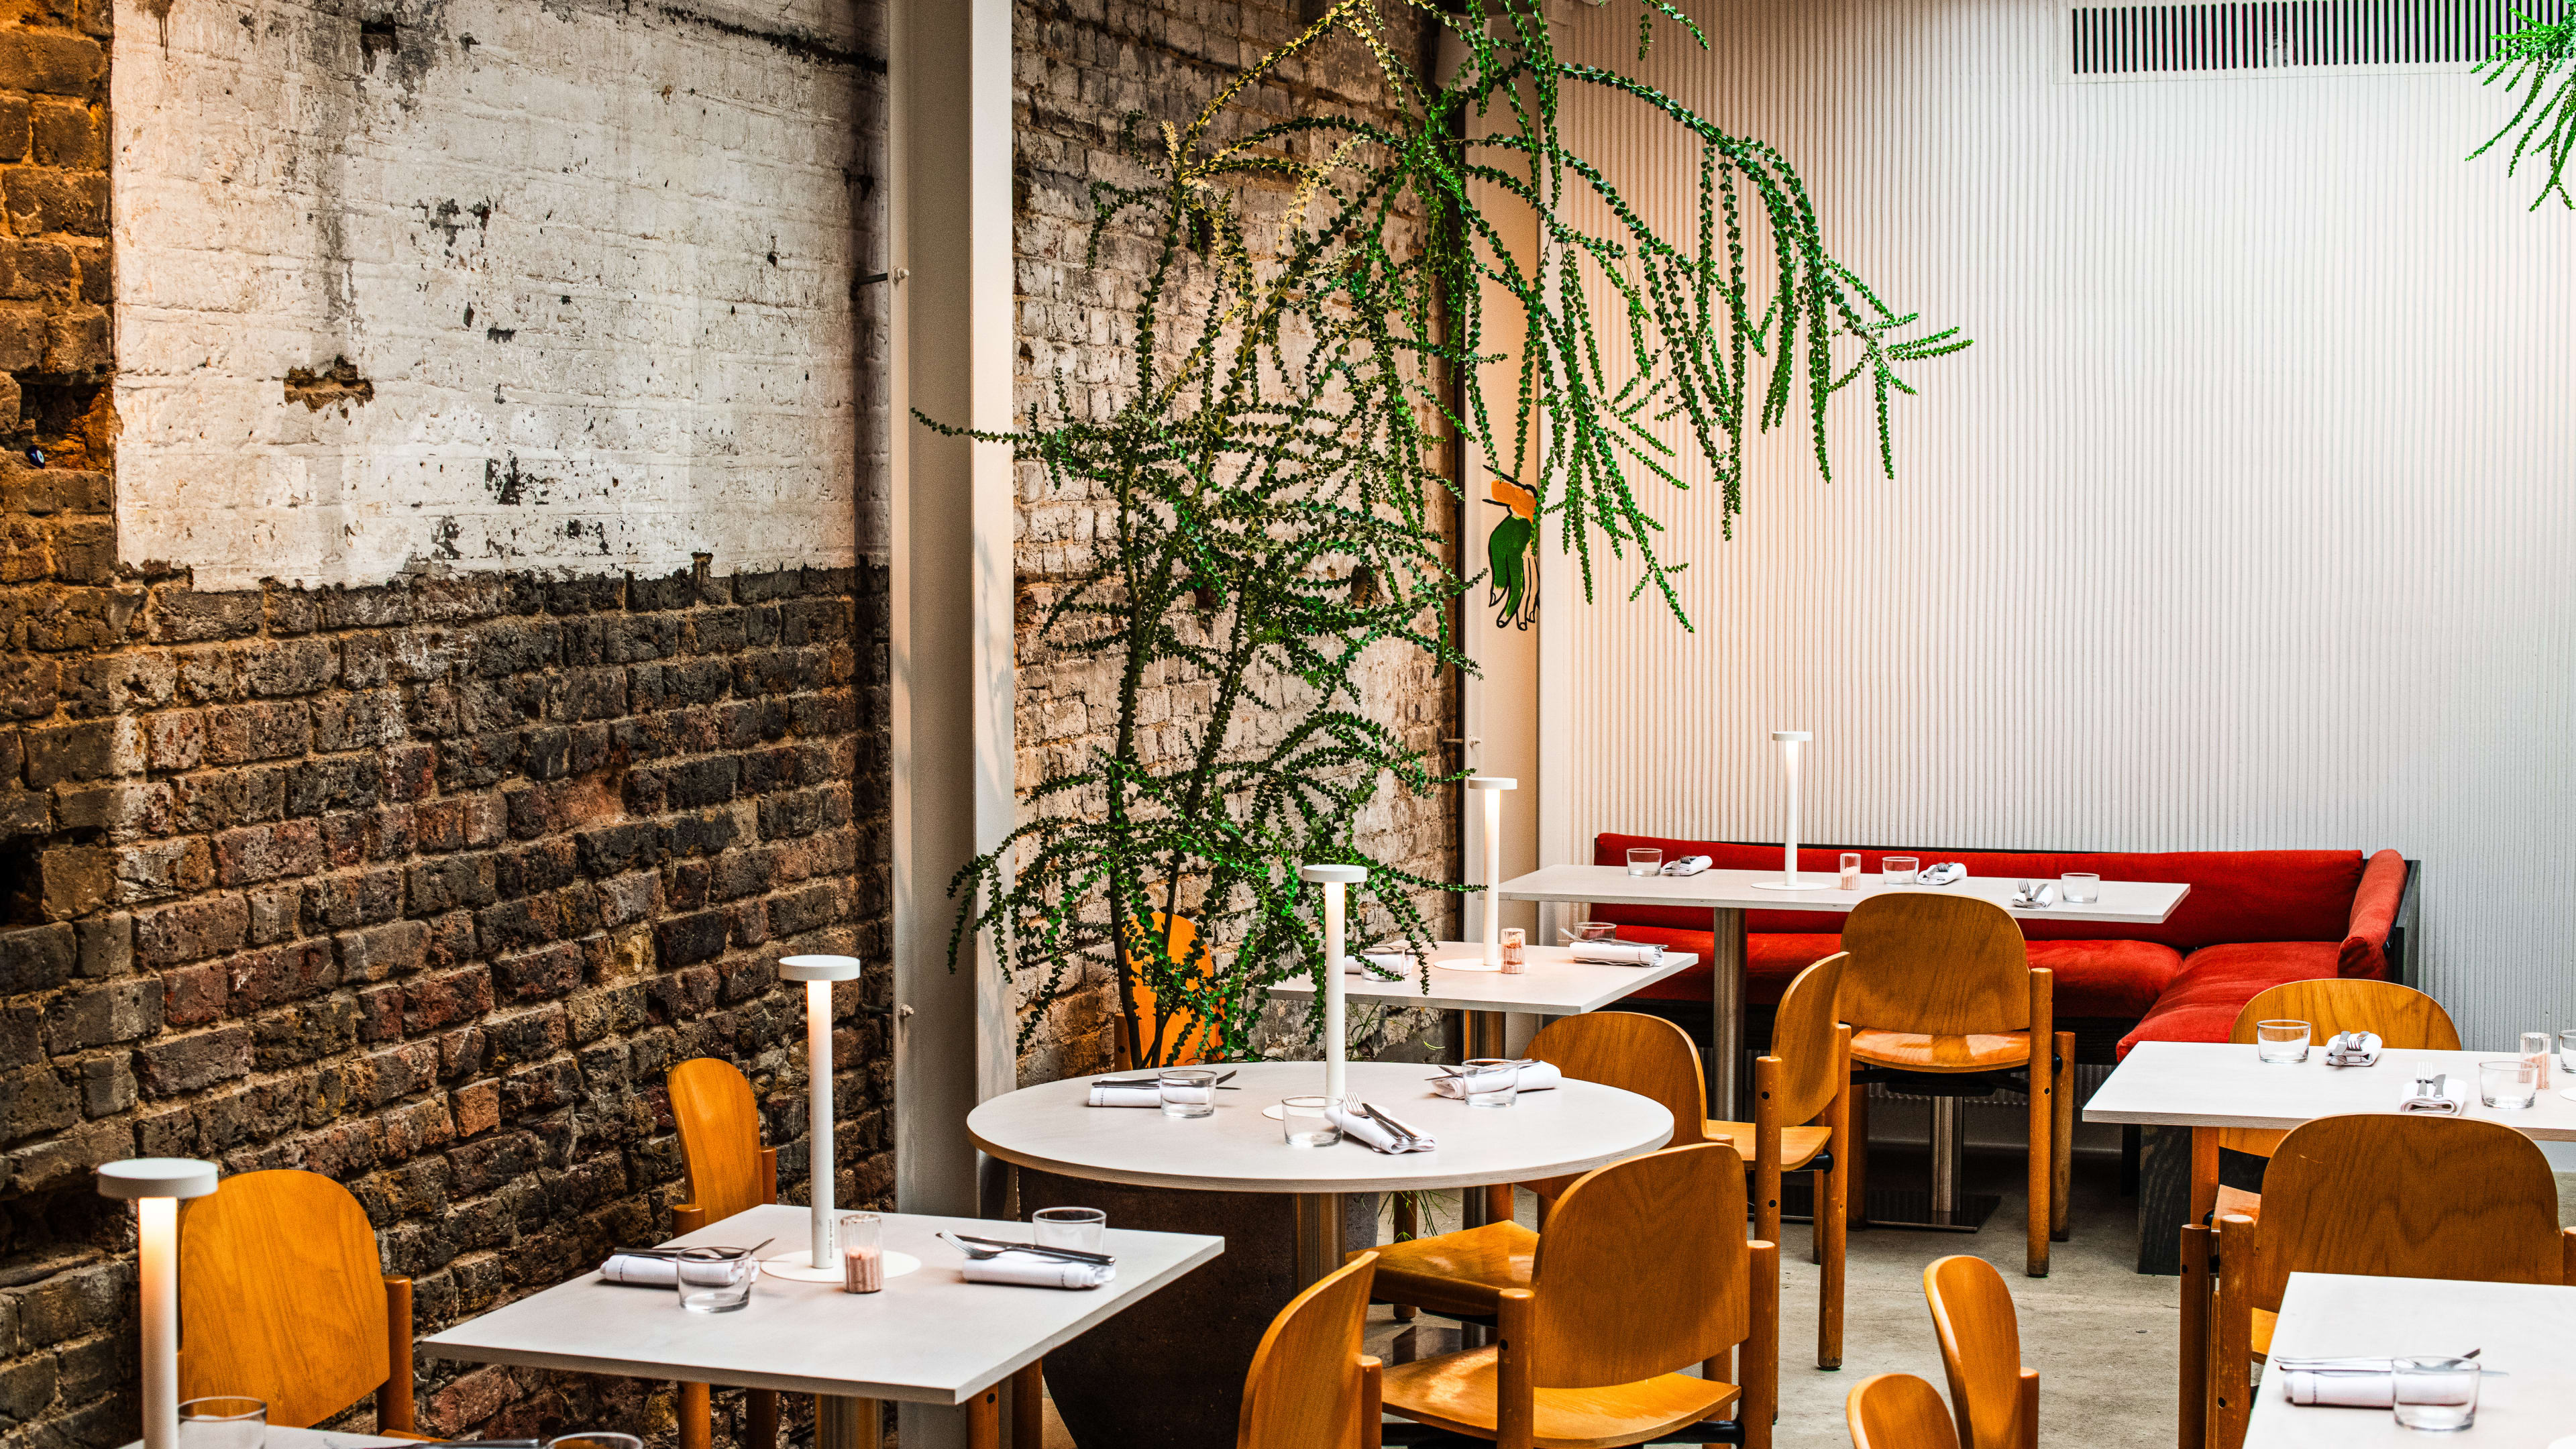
[938,0,1965,1069]
[2474,8,2576,207]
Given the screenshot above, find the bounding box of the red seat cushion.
[2341,849,2406,978]
[2115,942,2345,1059]
[1596,930,2179,1018]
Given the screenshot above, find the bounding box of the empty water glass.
[2559,1029,2576,1080]
[2392,1356,2480,1432]
[2255,1020,2311,1064]
[1158,1067,1218,1118]
[1458,1059,1520,1109]
[1626,847,1662,876]
[2479,1058,2538,1110]
[1279,1095,1341,1147]
[676,1246,757,1312]
[2060,873,2102,905]
[178,1399,265,1449]
[1033,1205,1106,1253]
[1573,920,1617,941]
[1883,856,1920,885]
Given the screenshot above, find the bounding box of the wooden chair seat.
[2212,1185,2262,1222]
[1707,1121,1832,1171]
[1849,1028,2031,1072]
[1366,1221,1538,1318]
[1379,1346,1737,1449]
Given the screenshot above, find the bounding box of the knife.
[1362,1102,1428,1146]
[947,1232,1118,1266]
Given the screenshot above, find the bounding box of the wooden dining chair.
[1922,1255,2036,1449]
[1847,1374,1961,1449]
[1719,955,1852,1369]
[1839,894,2072,1276]
[2190,979,2461,1224]
[2184,1114,2576,1449]
[669,1058,782,1449]
[1238,1252,1383,1449]
[176,1169,423,1435]
[1378,1142,1780,1449]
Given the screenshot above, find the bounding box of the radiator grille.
[2070,0,2565,76]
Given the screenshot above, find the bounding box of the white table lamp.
[1466,776,1517,966]
[1299,863,1369,1102]
[1750,730,1815,890]
[98,1158,219,1449]
[766,954,863,1282]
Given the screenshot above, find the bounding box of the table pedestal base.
[1292,1192,1345,1289]
[816,1395,881,1449]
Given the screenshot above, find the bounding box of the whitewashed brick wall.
[111,0,866,588]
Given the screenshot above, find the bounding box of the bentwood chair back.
[1238,1252,1383,1449]
[1123,912,1221,1067]
[1839,894,2070,1276]
[668,1059,781,1449]
[2195,980,2464,1222]
[177,1170,417,1433]
[1847,1373,1962,1449]
[1379,1142,1780,1449]
[1523,1012,1709,1201]
[1923,1255,2037,1449]
[2192,1114,2575,1449]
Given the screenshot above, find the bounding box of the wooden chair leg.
[2212,1215,2255,1449]
[2051,1032,2075,1242]
[967,1381,1000,1449]
[2025,971,2055,1278]
[1821,1026,1851,1370]
[378,1277,415,1434]
[1746,1240,1778,1449]
[679,1383,711,1449]
[747,1390,779,1449]
[1360,1356,1383,1449]
[1847,1083,1870,1228]
[1483,1182,1514,1225]
[1754,1057,1784,1250]
[1009,1364,1041,1449]
[2562,1226,2576,1285]
[1496,1290,1538,1449]
[2017,1368,2039,1449]
[2180,1225,2210,1449]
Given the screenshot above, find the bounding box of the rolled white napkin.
[961,1250,1116,1289]
[1429,1061,1562,1097]
[599,1253,684,1287]
[1660,855,1713,877]
[2278,1368,2479,1409]
[1324,1103,1436,1152]
[1340,951,1415,977]
[1570,941,1664,966]
[2397,1075,2471,1114]
[1087,1084,1163,1108]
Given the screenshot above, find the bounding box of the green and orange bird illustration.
[1485,476,1539,630]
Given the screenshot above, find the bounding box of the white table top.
[1495,863,2192,925]
[967,1059,1675,1193]
[2248,1273,2576,1448]
[419,1204,1222,1405]
[2085,1043,2576,1140]
[1266,941,1701,1014]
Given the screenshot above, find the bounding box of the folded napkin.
[2322,1031,2383,1067]
[2398,1075,2471,1114]
[1660,855,1713,877]
[1340,951,1415,978]
[1087,1083,1163,1108]
[1569,941,1664,966]
[599,1252,686,1287]
[2277,1364,2479,1409]
[961,1249,1116,1290]
[1325,1103,1437,1153]
[1429,1061,1562,1097]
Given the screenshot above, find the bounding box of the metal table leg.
[817,1395,883,1449]
[1711,907,1745,1120]
[1293,1190,1346,1289]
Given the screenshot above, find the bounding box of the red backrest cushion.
[1592,833,2369,953]
[2339,849,2407,979]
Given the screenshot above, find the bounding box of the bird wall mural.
[1485,475,1539,629]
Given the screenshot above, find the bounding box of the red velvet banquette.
[1587,834,2417,1062]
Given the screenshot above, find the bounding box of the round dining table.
[967,1058,1674,1448]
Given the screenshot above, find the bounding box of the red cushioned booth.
[1587,834,2415,1061]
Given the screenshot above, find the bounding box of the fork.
[938,1232,1117,1266]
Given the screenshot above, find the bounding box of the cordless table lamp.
[97,1158,219,1449]
[1750,729,1816,890]
[765,954,863,1281]
[1466,776,1517,966]
[1299,863,1368,1102]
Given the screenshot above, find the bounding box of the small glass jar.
[2480,1058,2538,1110]
[2060,872,2102,905]
[1499,926,1525,974]
[1626,847,1663,877]
[1882,855,1920,885]
[839,1212,884,1293]
[1573,920,1616,941]
[1279,1095,1340,1147]
[1034,1205,1106,1253]
[675,1246,757,1313]
[2522,1031,2553,1089]
[2254,1020,2311,1064]
[1157,1067,1218,1118]
[1457,1059,1520,1109]
[2392,1356,2480,1431]
[1838,853,1862,890]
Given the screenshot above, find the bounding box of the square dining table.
[1496,864,2192,1118]
[2247,1272,2576,1448]
[419,1203,1220,1449]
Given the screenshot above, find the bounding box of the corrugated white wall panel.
[1547,0,2576,1048]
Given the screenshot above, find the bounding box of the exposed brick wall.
[1010,0,1464,1081]
[0,3,892,1448]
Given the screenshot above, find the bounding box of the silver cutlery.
[939,1231,1117,1266]
[1361,1102,1428,1145]
[1431,1059,1534,1077]
[1090,1069,1239,1089]
[624,1237,773,1260]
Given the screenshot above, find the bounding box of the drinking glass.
[2559,1028,2576,1081]
[1458,1059,1520,1109]
[2392,1356,2481,1432]
[1626,847,1663,876]
[2479,1058,2538,1110]
[676,1246,757,1312]
[2524,1030,2554,1088]
[178,1399,266,1449]
[1279,1095,1341,1147]
[1034,1206,1106,1253]
[1499,927,1525,974]
[1839,852,1862,890]
[549,1436,646,1449]
[839,1212,883,1293]
[1158,1067,1218,1118]
[2254,1020,2310,1064]
[1882,856,1920,885]
[2060,873,2102,905]
[1573,920,1617,941]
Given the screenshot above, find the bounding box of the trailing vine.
[2475,8,2576,207]
[941,0,1964,1067]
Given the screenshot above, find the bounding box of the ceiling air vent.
[2070,0,2567,78]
